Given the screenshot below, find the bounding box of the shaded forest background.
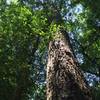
[0,0,100,100]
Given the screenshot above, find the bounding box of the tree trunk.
[46,29,92,100]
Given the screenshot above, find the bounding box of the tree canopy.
[0,0,100,100]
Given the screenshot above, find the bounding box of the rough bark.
[46,30,92,100]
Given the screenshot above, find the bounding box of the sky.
[6,0,18,4]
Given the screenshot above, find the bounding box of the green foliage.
[0,0,100,100]
[70,1,100,99]
[0,1,47,100]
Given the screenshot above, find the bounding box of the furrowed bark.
[46,30,92,100]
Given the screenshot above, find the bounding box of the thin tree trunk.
[46,29,92,100]
[13,36,40,100]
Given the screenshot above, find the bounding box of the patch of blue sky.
[6,0,18,4]
[74,4,83,14]
[84,72,100,86]
[63,3,83,22]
